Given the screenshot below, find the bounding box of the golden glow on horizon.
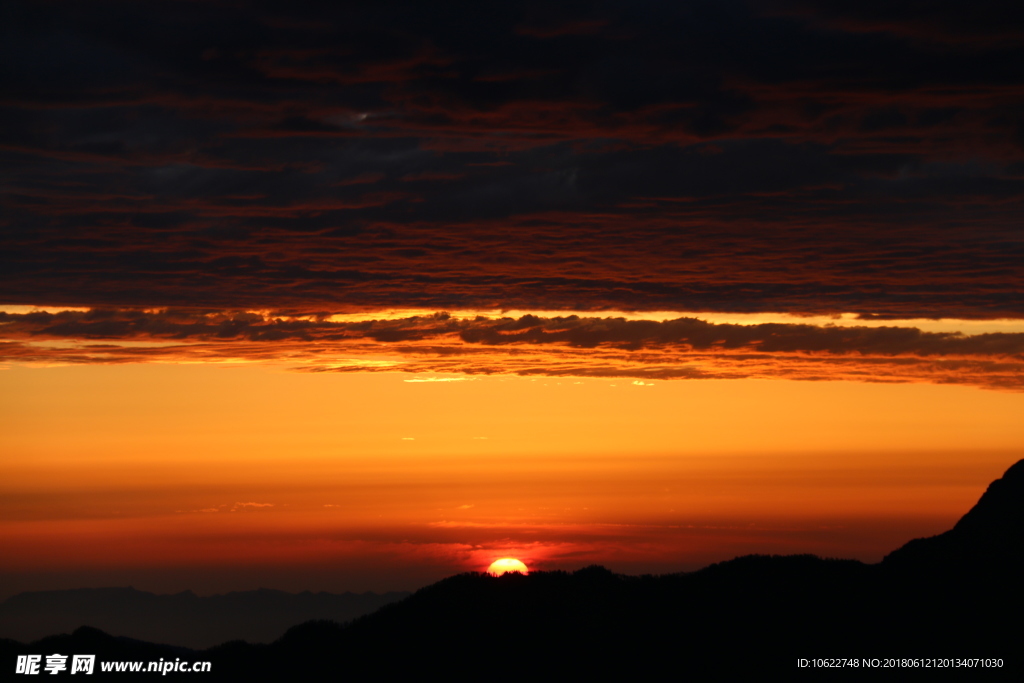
[488,558,529,576]
[1,362,1022,595]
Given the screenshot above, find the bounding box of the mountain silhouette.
[0,587,409,649]
[883,459,1024,574]
[3,460,1020,680]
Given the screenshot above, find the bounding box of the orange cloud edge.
[2,307,1022,391]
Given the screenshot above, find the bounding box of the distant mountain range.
[0,588,409,649]
[3,459,1021,679]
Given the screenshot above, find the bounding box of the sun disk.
[487,558,529,576]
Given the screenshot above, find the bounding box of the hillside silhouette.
[3,459,1020,680]
[0,588,409,649]
[883,459,1024,575]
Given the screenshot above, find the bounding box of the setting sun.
[487,558,529,576]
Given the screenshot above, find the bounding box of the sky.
[1,0,1023,598]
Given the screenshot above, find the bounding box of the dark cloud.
[2,1,1023,316]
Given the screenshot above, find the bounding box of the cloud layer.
[3,309,1021,390]
[2,1,1023,317]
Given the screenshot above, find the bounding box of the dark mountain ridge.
[883,458,1024,574]
[0,587,409,649]
[4,459,1020,679]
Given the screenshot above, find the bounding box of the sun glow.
[487,558,529,576]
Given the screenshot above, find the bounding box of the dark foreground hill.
[4,459,1021,680]
[883,458,1024,575]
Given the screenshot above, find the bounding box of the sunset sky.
[2,1,1023,599]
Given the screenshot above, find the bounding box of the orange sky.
[1,361,1020,597]
[4,1,1024,609]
